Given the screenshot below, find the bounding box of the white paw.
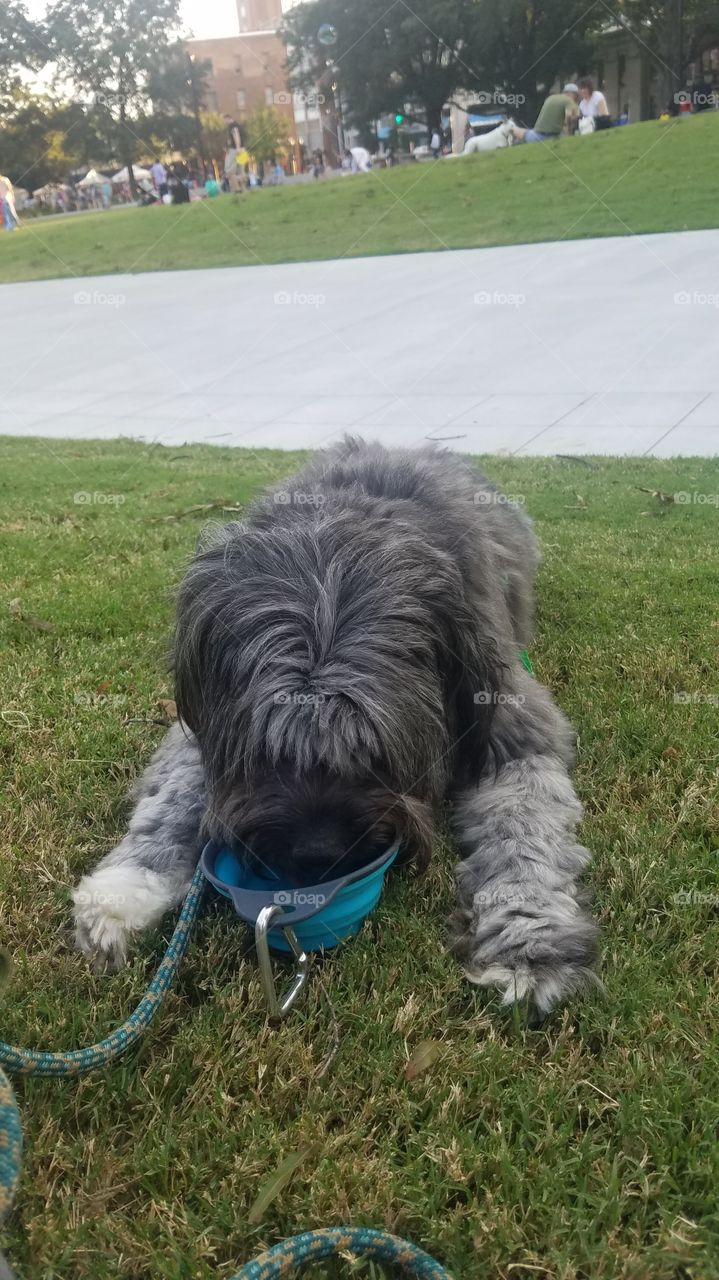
[454,889,600,1016]
[463,960,590,1016]
[73,865,170,973]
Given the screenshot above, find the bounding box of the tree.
[244,105,290,166]
[0,0,46,115]
[468,0,597,123]
[199,111,228,166]
[614,0,719,110]
[283,0,598,140]
[147,41,212,169]
[0,90,108,187]
[45,0,185,197]
[283,0,483,137]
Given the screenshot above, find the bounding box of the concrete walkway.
[2,229,719,455]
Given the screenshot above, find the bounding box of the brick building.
[187,0,343,171]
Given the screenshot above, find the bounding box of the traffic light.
[394,111,404,124]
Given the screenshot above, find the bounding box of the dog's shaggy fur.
[461,120,516,153]
[74,440,599,1014]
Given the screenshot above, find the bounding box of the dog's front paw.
[451,884,599,1016]
[72,865,167,973]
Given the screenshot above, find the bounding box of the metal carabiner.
[255,905,309,1021]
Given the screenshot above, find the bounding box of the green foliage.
[243,105,290,164]
[613,0,719,106]
[0,0,46,116]
[0,0,45,72]
[466,0,596,123]
[45,0,185,185]
[146,42,211,116]
[0,90,111,187]
[283,0,596,134]
[200,110,229,164]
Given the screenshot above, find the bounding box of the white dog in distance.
[460,120,516,154]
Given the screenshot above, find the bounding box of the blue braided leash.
[0,866,451,1278]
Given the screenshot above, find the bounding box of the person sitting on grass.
[514,83,580,143]
[578,77,611,129]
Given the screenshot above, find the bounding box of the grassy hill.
[1,113,718,284]
[2,435,719,1279]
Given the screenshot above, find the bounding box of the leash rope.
[0,866,451,1278]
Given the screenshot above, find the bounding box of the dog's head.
[204,763,434,883]
[174,508,500,882]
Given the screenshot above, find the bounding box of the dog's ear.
[172,521,248,741]
[443,605,505,788]
[380,792,435,874]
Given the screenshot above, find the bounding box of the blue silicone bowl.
[200,840,399,953]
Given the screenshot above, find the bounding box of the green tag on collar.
[519,648,534,675]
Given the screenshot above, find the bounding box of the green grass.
[2,114,719,284]
[1,436,719,1279]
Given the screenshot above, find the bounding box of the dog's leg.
[73,724,206,972]
[450,670,599,1016]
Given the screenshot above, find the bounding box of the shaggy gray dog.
[74,439,598,1014]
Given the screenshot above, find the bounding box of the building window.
[265,85,274,104]
[236,90,246,108]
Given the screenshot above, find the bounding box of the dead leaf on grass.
[404,1039,442,1081]
[158,698,177,720]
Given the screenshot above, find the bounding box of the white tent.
[111,165,152,184]
[77,168,106,187]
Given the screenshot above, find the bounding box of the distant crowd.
[1,74,717,230]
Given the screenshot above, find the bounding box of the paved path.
[3,229,719,455]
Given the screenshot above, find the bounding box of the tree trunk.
[119,102,138,200]
[423,96,446,139]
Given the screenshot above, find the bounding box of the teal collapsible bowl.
[200,840,399,953]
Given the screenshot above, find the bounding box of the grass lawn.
[1,114,719,285]
[1,436,718,1279]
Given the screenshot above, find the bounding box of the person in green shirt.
[514,84,580,143]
